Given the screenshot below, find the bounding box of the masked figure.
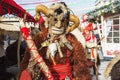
[19,2,92,80]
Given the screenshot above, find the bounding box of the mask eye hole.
[54,18,57,21]
[61,19,64,22]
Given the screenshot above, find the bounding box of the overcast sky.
[14,0,96,19]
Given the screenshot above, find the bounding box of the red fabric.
[85,36,91,41]
[81,22,93,36]
[38,16,46,31]
[7,8,10,14]
[85,35,96,42]
[49,63,73,80]
[85,22,93,31]
[48,77,54,80]
[0,5,7,15]
[20,27,29,39]
[39,16,44,25]
[20,70,32,80]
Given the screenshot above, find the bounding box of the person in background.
[0,28,15,80]
[6,34,11,45]
[81,14,101,76]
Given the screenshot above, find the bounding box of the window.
[106,16,120,43]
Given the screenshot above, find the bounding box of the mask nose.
[55,21,61,28]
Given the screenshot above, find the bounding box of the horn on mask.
[35,5,49,21]
[66,14,80,33]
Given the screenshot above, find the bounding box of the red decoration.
[85,35,96,42]
[20,27,29,39]
[85,22,93,31]
[39,16,44,25]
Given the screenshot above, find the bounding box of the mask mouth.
[51,27,64,34]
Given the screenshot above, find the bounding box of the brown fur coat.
[20,28,92,80]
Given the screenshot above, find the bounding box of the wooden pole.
[95,48,98,80]
[17,12,27,68]
[17,34,22,68]
[18,13,53,79]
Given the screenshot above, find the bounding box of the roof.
[87,0,120,19]
[0,0,36,22]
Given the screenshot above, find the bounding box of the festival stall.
[87,0,120,59]
[101,14,120,58]
[0,0,36,22]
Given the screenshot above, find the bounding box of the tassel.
[55,40,63,58]
[91,48,95,59]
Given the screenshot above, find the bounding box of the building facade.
[88,0,120,58]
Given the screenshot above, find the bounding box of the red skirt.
[19,69,32,80]
[49,63,73,80]
[20,63,73,80]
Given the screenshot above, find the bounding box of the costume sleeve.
[67,34,92,80]
[20,30,48,68]
[19,32,43,75]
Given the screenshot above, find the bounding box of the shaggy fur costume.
[111,60,120,80]
[19,27,92,80]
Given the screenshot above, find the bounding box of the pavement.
[92,60,111,80]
